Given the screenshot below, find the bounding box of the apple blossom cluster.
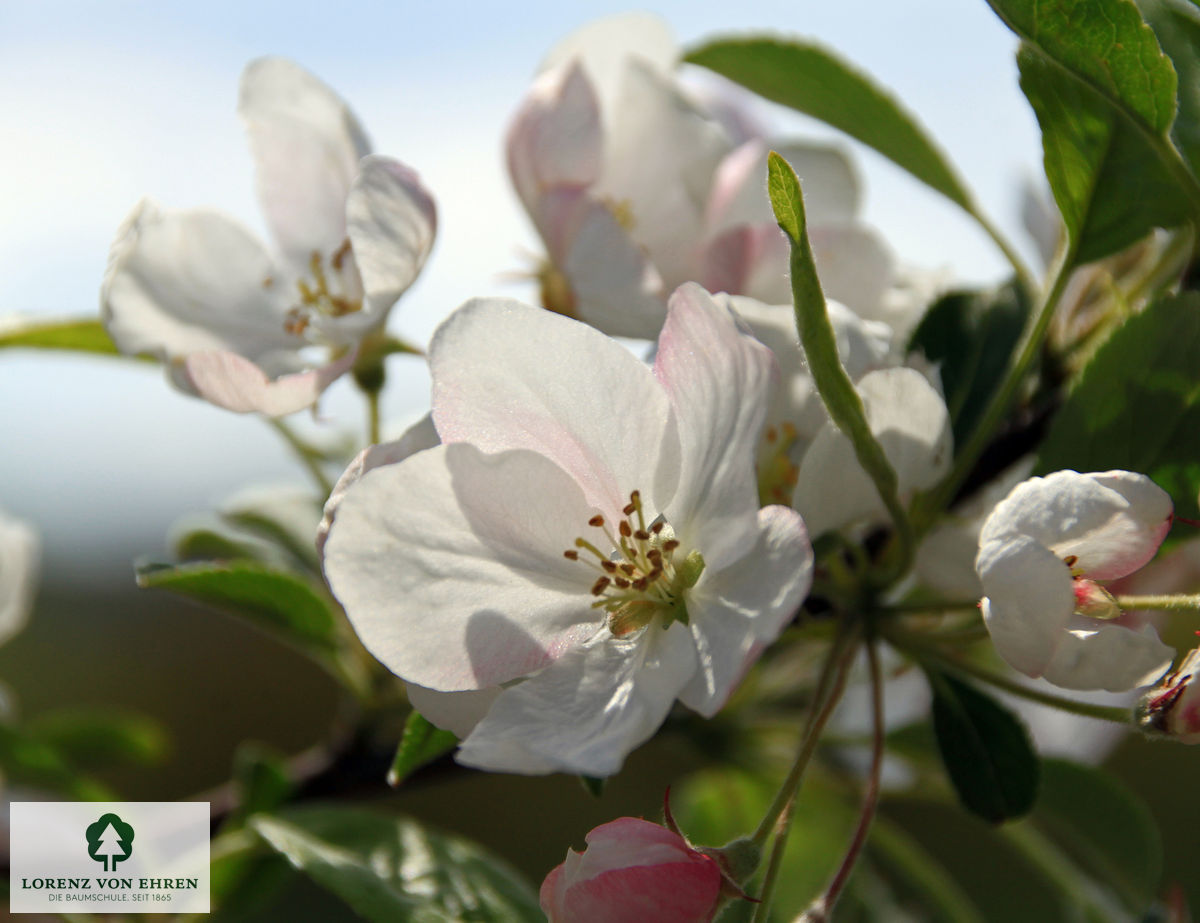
[7,4,1200,920]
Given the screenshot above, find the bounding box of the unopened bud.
[1136,648,1200,744]
[1072,577,1121,620]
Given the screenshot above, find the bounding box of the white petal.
[1041,618,1174,692]
[565,201,666,339]
[794,367,952,537]
[430,298,679,521]
[322,443,602,691]
[181,348,353,417]
[0,511,39,646]
[706,140,859,235]
[596,59,730,290]
[102,202,297,362]
[239,57,370,270]
[654,284,775,568]
[680,506,812,716]
[978,534,1075,678]
[344,155,437,323]
[539,12,677,114]
[455,624,697,776]
[809,224,895,320]
[507,62,602,212]
[979,470,1173,581]
[405,683,501,740]
[317,414,439,557]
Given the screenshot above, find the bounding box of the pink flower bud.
[1137,647,1200,744]
[539,817,723,922]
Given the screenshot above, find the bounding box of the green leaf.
[907,280,1031,445]
[0,723,112,800]
[228,744,295,830]
[1035,291,1200,520]
[685,38,975,213]
[387,711,457,787]
[251,807,544,923]
[136,560,340,657]
[1018,44,1190,262]
[0,317,132,357]
[987,0,1178,137]
[1138,0,1200,174]
[768,153,910,553]
[173,525,263,563]
[925,669,1040,823]
[25,708,168,770]
[1032,759,1163,910]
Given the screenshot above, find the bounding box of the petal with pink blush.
[181,348,354,417]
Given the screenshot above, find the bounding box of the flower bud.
[1136,648,1200,744]
[540,817,723,922]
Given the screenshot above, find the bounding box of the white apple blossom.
[976,470,1176,691]
[102,57,436,416]
[0,508,39,647]
[322,283,813,776]
[507,13,902,339]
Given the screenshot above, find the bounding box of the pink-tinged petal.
[564,202,666,339]
[794,368,951,537]
[680,505,812,716]
[707,140,859,235]
[0,510,39,646]
[1041,618,1174,692]
[808,224,895,320]
[700,224,782,300]
[541,818,722,923]
[342,155,437,325]
[322,443,602,691]
[317,414,439,557]
[239,57,370,270]
[181,348,354,417]
[102,201,297,362]
[654,284,776,568]
[978,535,1075,678]
[539,12,677,113]
[455,624,697,776]
[507,62,602,212]
[596,59,730,290]
[979,470,1173,581]
[405,683,500,739]
[430,298,679,520]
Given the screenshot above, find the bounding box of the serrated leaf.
[988,0,1179,137]
[1035,291,1200,520]
[1018,44,1190,262]
[1138,0,1200,173]
[926,669,1040,823]
[388,711,457,787]
[0,317,131,357]
[686,38,975,214]
[136,560,339,656]
[1033,759,1163,910]
[26,708,168,770]
[252,808,544,923]
[908,280,1031,445]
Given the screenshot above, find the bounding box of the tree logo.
[85,813,134,872]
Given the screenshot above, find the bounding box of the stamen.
[591,577,611,596]
[663,540,680,553]
[634,529,650,541]
[619,521,632,538]
[588,515,605,528]
[650,522,664,535]
[563,550,579,561]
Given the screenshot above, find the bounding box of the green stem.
[973,206,1038,298]
[1116,593,1200,613]
[366,390,382,445]
[888,629,1130,724]
[750,796,796,923]
[809,638,886,921]
[752,618,861,846]
[918,236,1078,528]
[268,418,333,495]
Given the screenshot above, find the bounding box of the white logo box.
[9,802,210,914]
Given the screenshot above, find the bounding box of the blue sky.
[0,1,1043,576]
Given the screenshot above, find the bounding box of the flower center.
[284,244,362,336]
[563,490,705,638]
[1063,555,1121,620]
[758,422,800,506]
